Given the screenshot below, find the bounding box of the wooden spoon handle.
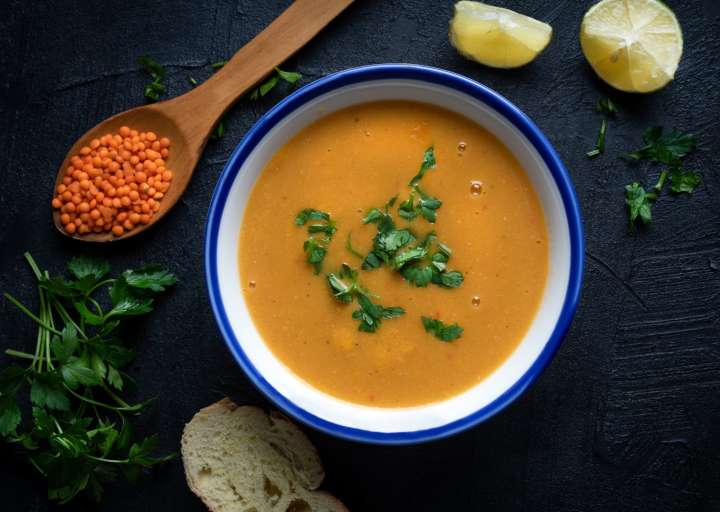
[165,0,354,144]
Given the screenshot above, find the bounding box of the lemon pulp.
[580,0,683,93]
[449,1,552,69]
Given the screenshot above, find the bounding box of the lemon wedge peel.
[449,1,553,69]
[580,0,683,93]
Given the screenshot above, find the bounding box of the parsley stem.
[84,454,130,464]
[345,232,364,260]
[24,252,43,280]
[5,349,43,361]
[654,170,669,192]
[85,278,115,298]
[62,384,123,412]
[4,292,63,336]
[51,299,87,339]
[100,381,131,409]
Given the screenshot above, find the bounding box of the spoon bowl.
[52,105,192,242]
[52,0,354,242]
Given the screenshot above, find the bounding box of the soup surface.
[239,101,548,407]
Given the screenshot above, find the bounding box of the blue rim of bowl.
[205,64,584,445]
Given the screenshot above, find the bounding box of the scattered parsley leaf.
[276,67,302,84]
[188,76,198,86]
[596,97,618,115]
[138,56,167,102]
[408,146,436,186]
[211,60,228,69]
[669,169,700,194]
[352,294,405,333]
[625,170,668,226]
[625,127,696,165]
[211,119,226,140]
[421,316,463,341]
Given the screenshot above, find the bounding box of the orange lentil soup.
[239,101,548,407]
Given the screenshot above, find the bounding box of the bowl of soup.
[205,64,583,444]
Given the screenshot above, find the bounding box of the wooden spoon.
[53,0,354,242]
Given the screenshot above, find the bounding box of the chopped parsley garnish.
[587,97,617,159]
[408,146,437,186]
[398,186,442,223]
[421,316,463,341]
[295,209,336,274]
[326,264,404,332]
[138,56,167,102]
[398,233,464,288]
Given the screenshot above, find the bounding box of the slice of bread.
[182,398,348,512]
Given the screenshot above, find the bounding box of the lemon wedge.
[449,1,552,69]
[580,0,683,93]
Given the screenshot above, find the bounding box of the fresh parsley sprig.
[0,253,177,504]
[326,264,404,332]
[421,316,463,341]
[296,209,337,274]
[138,56,167,102]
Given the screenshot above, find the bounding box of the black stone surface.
[1,1,719,510]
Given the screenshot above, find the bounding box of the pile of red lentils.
[51,126,173,236]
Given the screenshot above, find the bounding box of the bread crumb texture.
[181,398,348,512]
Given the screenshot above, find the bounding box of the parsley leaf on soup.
[295,209,336,274]
[421,316,464,341]
[408,146,437,186]
[326,264,404,332]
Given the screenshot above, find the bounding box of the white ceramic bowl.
[205,64,583,444]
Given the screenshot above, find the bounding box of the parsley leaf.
[138,56,166,102]
[625,170,668,226]
[596,97,618,115]
[0,394,20,436]
[122,266,178,292]
[296,209,336,274]
[352,294,405,333]
[625,127,696,165]
[421,316,464,341]
[327,264,404,332]
[30,373,70,411]
[408,146,437,186]
[669,169,701,194]
[68,256,110,281]
[248,67,302,100]
[398,235,464,289]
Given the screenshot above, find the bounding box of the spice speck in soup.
[51,126,173,237]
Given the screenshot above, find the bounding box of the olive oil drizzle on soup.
[239,101,548,407]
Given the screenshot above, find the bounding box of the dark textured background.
[1,0,719,510]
